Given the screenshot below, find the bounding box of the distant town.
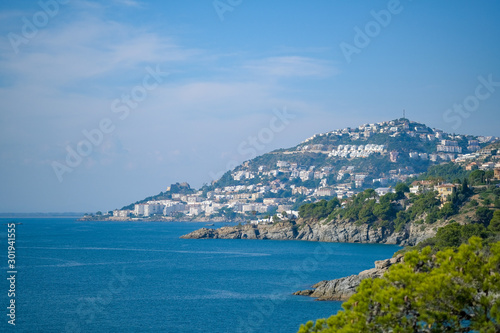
[95,119,500,222]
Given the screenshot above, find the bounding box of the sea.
[0,218,400,333]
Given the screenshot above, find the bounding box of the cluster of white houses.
[302,120,434,143]
[303,120,497,146]
[113,163,500,220]
[113,193,298,219]
[301,119,497,162]
[328,144,386,159]
[112,120,499,220]
[234,159,419,189]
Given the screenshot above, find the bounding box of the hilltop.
[86,118,499,221]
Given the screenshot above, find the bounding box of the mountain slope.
[101,118,498,221]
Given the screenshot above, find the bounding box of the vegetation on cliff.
[298,183,500,332]
[299,178,474,231]
[299,237,500,332]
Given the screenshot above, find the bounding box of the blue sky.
[1,0,499,213]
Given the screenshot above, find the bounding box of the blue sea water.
[0,218,400,333]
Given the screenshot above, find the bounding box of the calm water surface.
[0,218,400,332]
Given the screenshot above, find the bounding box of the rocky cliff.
[293,255,404,301]
[180,220,439,246]
[181,220,438,302]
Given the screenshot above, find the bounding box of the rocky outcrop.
[180,220,439,246]
[293,255,404,301]
[181,220,437,302]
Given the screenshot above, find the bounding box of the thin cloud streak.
[244,56,339,78]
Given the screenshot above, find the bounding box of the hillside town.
[301,119,495,161]
[107,119,500,221]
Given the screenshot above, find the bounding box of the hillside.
[92,118,498,221]
[182,176,500,309]
[210,118,489,189]
[182,174,500,244]
[295,184,500,332]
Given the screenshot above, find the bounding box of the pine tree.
[298,237,500,332]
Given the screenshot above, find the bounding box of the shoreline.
[78,215,246,223]
[78,216,430,302]
[179,219,438,302]
[293,254,404,301]
[180,219,439,246]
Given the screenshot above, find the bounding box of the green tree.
[299,198,340,220]
[298,237,500,333]
[460,178,470,195]
[494,197,500,209]
[426,223,489,251]
[490,210,500,232]
[469,169,486,185]
[438,202,456,219]
[422,163,469,183]
[476,206,494,226]
[486,170,495,183]
[395,183,410,194]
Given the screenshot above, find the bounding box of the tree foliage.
[395,183,410,194]
[298,237,500,333]
[414,223,491,251]
[476,207,494,226]
[298,180,474,230]
[299,198,340,220]
[489,210,500,232]
[419,163,470,183]
[469,170,486,185]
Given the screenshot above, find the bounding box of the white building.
[113,210,132,217]
[375,188,395,196]
[277,161,290,168]
[373,178,389,186]
[134,204,146,216]
[299,170,313,181]
[188,206,202,216]
[163,202,186,215]
[316,187,335,197]
[144,203,164,216]
[410,186,420,195]
[242,204,273,214]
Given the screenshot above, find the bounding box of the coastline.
[180,219,439,246]
[78,215,246,223]
[180,219,439,302]
[79,216,436,302]
[293,254,404,301]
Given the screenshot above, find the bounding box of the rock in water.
[293,255,404,301]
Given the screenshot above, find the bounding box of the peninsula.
[87,118,500,225]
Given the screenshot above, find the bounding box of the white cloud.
[0,2,344,211]
[112,0,144,8]
[243,56,339,78]
[0,16,199,91]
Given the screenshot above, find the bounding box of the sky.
[0,0,499,213]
